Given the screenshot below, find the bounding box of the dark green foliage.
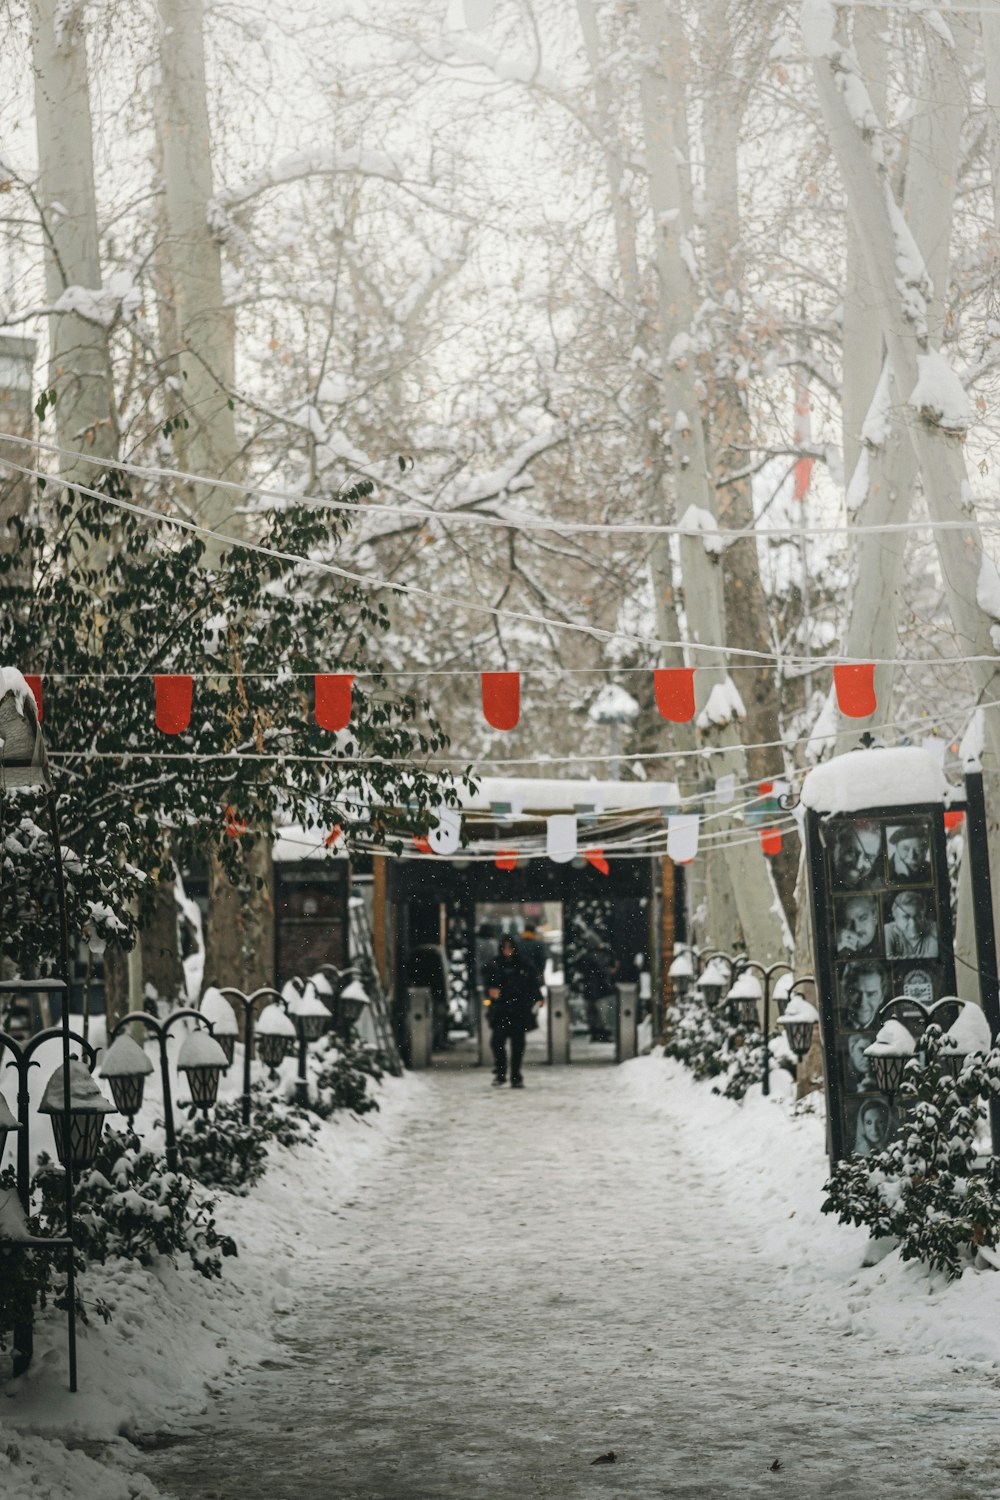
[0,1168,52,1353]
[0,472,471,972]
[33,1131,237,1279]
[306,1035,385,1118]
[175,1085,319,1192]
[823,1027,1000,1278]
[713,1029,766,1101]
[663,990,732,1081]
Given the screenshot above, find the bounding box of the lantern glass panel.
[217,1034,237,1068]
[51,1110,107,1169]
[300,1014,328,1043]
[870,1053,908,1097]
[257,1034,287,1068]
[785,1021,815,1059]
[108,1073,146,1118]
[186,1066,222,1108]
[736,997,759,1028]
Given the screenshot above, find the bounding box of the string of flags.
[20,663,883,733]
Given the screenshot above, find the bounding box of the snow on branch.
[678,504,724,557]
[696,677,746,730]
[423,33,564,93]
[212,146,403,221]
[908,350,972,434]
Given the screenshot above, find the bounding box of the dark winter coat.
[579,947,617,1003]
[517,932,548,981]
[483,954,539,1031]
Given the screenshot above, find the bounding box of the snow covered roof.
[801,747,948,815]
[177,1030,229,1071]
[256,1002,296,1038]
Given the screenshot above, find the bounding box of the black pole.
[242,1000,254,1128]
[47,792,76,1395]
[963,770,1000,1150]
[762,970,771,1098]
[295,1021,308,1106]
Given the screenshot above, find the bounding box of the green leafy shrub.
[33,1131,237,1279]
[664,991,733,1081]
[822,1028,1000,1279]
[175,1085,318,1192]
[306,1037,385,1119]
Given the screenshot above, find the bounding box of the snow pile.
[942,1002,992,1060]
[619,1055,1000,1372]
[801,745,947,812]
[695,676,746,729]
[1,1067,424,1497]
[865,1018,916,1056]
[908,350,972,433]
[677,503,724,556]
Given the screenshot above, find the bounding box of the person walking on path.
[484,933,539,1088]
[579,931,619,1042]
[517,921,548,993]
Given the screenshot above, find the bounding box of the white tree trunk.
[30,0,118,481]
[637,0,789,962]
[156,0,241,550]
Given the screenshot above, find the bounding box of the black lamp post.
[176,1029,229,1112]
[215,986,288,1126]
[107,1009,218,1172]
[725,970,762,1031]
[0,1023,98,1385]
[255,998,297,1082]
[0,1089,20,1164]
[99,1033,154,1123]
[0,676,80,1390]
[777,989,820,1062]
[733,960,793,1096]
[38,1059,117,1172]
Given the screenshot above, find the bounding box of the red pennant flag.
[759,781,773,796]
[24,674,43,722]
[833,663,877,718]
[584,849,610,876]
[793,379,814,502]
[654,668,696,723]
[413,836,433,854]
[315,673,354,731]
[481,672,520,731]
[496,849,518,870]
[325,825,343,848]
[760,828,783,856]
[944,810,965,831]
[155,674,193,735]
[224,806,247,839]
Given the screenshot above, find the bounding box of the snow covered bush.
[0,1170,54,1353]
[175,1086,318,1193]
[822,1028,1000,1279]
[306,1036,386,1119]
[33,1131,237,1279]
[663,990,732,1081]
[713,1030,766,1100]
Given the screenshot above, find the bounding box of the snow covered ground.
[0,1062,425,1499]
[8,1051,1000,1497]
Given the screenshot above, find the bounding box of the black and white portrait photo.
[882,889,939,960]
[885,822,933,885]
[849,1097,897,1158]
[843,1032,878,1093]
[834,892,881,956]
[828,819,884,891]
[838,960,889,1030]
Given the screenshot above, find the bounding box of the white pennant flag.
[429,806,462,855]
[547,813,578,864]
[714,774,736,805]
[667,813,700,865]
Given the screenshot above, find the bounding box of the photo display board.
[805,804,956,1165]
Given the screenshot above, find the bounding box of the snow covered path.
[149,1062,1000,1500]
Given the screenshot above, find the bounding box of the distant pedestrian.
[579,931,619,1042]
[483,934,540,1088]
[517,922,548,991]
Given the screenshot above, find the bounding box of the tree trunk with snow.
[804,9,1000,947]
[636,0,789,962]
[156,0,241,548]
[29,0,118,485]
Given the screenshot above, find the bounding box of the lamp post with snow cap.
[99,1034,154,1123]
[198,986,239,1067]
[255,999,297,1081]
[777,992,820,1063]
[286,981,331,1105]
[0,670,82,1387]
[214,986,288,1126]
[862,1019,916,1103]
[694,957,731,1011]
[38,1059,117,1175]
[108,1008,219,1172]
[938,999,992,1080]
[730,959,793,1096]
[668,950,695,1002]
